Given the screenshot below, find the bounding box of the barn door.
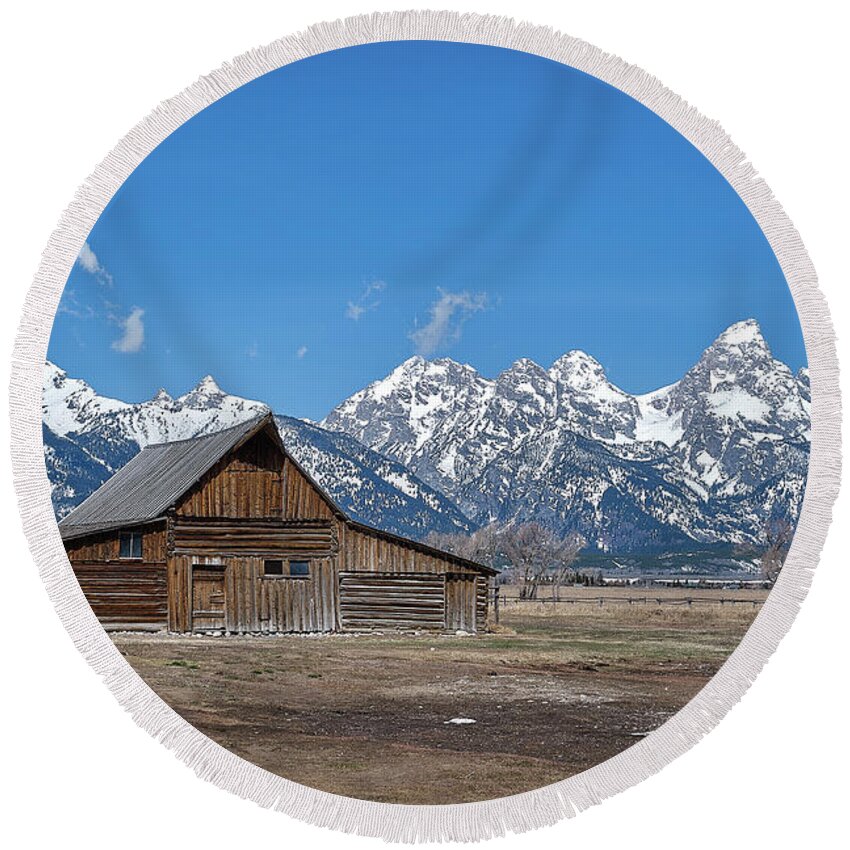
[445,574,477,633]
[191,564,227,632]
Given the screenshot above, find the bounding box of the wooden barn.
[59,413,495,635]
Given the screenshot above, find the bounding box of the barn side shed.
[59,414,495,634]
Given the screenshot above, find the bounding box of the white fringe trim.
[8,10,841,843]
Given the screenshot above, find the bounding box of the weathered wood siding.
[73,563,167,626]
[65,525,167,563]
[339,524,481,575]
[339,572,445,630]
[66,525,168,627]
[191,563,226,631]
[172,518,337,557]
[282,457,335,520]
[336,525,490,631]
[168,555,338,633]
[445,574,478,633]
[176,431,285,519]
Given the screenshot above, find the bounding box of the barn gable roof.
[58,412,496,575]
[58,414,277,540]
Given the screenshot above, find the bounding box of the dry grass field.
[113,586,768,804]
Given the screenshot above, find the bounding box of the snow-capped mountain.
[42,364,472,538]
[43,318,809,553]
[44,365,269,447]
[322,320,810,549]
[644,320,810,500]
[42,424,114,517]
[274,417,472,539]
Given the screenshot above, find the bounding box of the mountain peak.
[432,356,474,371]
[514,356,539,368]
[549,350,606,383]
[176,375,226,408]
[495,358,549,391]
[387,355,476,383]
[553,349,603,367]
[152,387,172,403]
[193,375,222,395]
[400,355,425,369]
[713,319,766,349]
[504,357,545,374]
[382,355,427,385]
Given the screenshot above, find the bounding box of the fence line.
[493,593,765,608]
[488,587,766,624]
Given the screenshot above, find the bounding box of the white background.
[1,2,847,848]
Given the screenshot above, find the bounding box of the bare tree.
[760,516,794,584]
[426,522,584,596]
[551,532,585,600]
[499,523,584,599]
[424,523,501,569]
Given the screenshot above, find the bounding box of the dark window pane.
[120,532,143,558]
[264,560,284,576]
[289,560,310,577]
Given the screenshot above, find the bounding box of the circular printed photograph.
[44,40,808,804]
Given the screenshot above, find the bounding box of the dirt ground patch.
[112,589,765,804]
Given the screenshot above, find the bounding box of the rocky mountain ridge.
[43,319,809,552]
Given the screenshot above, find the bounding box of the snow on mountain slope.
[44,363,270,448]
[634,384,684,447]
[325,356,495,462]
[44,318,809,551]
[548,350,643,448]
[43,423,114,519]
[42,365,475,538]
[43,364,126,436]
[275,416,473,538]
[649,319,810,499]
[323,319,810,548]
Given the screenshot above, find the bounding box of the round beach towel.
[10,11,840,842]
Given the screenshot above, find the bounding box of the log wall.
[66,524,168,628]
[172,518,337,557]
[339,571,445,631]
[65,524,167,563]
[73,563,167,627]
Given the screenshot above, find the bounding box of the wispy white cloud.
[346,279,386,320]
[296,345,308,359]
[247,341,259,359]
[76,242,113,285]
[57,288,96,319]
[364,279,385,299]
[345,301,366,320]
[111,307,145,354]
[77,243,100,274]
[410,289,488,356]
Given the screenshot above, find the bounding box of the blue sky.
[49,40,805,420]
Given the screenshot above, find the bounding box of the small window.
[289,560,310,577]
[263,559,310,578]
[264,559,284,577]
[119,531,143,559]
